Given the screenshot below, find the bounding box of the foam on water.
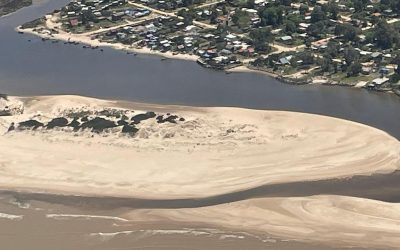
[46,214,129,222]
[0,212,23,220]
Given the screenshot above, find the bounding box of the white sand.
[0,95,399,199]
[124,195,400,249]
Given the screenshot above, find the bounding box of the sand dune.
[0,95,399,199]
[124,195,400,249]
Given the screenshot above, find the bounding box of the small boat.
[133,53,138,56]
[100,49,104,52]
[18,31,24,34]
[27,39,31,42]
[161,57,168,61]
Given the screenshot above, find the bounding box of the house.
[111,12,125,21]
[361,66,372,75]
[379,67,390,75]
[69,18,79,27]
[280,36,292,42]
[278,55,293,65]
[371,77,389,86]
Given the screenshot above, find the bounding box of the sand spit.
[124,195,400,249]
[0,95,399,199]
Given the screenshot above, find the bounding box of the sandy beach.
[0,95,399,199]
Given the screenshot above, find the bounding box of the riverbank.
[16,23,400,96]
[0,95,399,199]
[17,21,199,62]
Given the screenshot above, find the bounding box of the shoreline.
[16,26,400,97]
[16,25,200,62]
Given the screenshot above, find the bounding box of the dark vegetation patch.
[156,115,179,124]
[121,124,139,135]
[46,117,69,129]
[20,17,44,29]
[117,119,129,126]
[65,110,92,119]
[7,122,15,132]
[95,109,127,118]
[18,120,44,130]
[80,117,117,133]
[131,112,156,124]
[68,118,81,131]
[0,0,32,17]
[11,108,185,136]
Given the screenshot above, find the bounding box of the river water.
[1,0,400,139]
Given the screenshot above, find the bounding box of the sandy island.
[0,95,399,199]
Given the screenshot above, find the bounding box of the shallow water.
[1,193,363,250]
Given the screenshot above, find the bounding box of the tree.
[373,20,400,49]
[307,21,326,38]
[352,0,365,12]
[335,23,359,42]
[311,6,326,23]
[279,0,292,6]
[344,46,359,65]
[260,7,283,27]
[347,62,362,77]
[210,8,218,24]
[322,2,339,20]
[299,4,309,15]
[232,9,251,28]
[246,0,255,9]
[320,55,333,72]
[326,41,340,58]
[297,51,314,65]
[249,27,273,52]
[284,20,296,33]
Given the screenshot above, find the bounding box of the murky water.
[0,193,361,250]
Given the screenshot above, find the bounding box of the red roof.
[70,19,79,26]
